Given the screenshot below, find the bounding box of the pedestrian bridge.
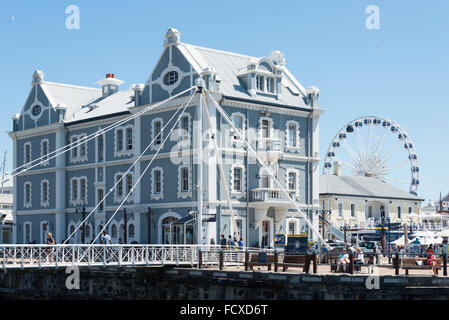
[0,244,265,270]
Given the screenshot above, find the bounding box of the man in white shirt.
[101,230,112,245]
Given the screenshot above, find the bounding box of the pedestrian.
[426,246,439,277]
[101,230,112,245]
[46,232,55,263]
[237,238,244,251]
[227,235,234,250]
[354,247,364,273]
[118,238,123,244]
[220,234,227,249]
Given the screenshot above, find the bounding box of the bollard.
[244,251,249,271]
[443,253,447,276]
[274,251,279,272]
[219,250,224,270]
[313,253,318,274]
[349,252,354,274]
[393,252,399,276]
[198,250,203,269]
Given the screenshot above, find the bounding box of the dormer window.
[256,75,264,91]
[267,77,275,93]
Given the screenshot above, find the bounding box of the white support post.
[118,246,122,267]
[145,246,149,265]
[38,247,41,269]
[196,85,204,244]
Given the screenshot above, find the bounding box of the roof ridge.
[181,42,259,60]
[43,81,101,92]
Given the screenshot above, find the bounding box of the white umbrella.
[392,235,406,246]
[433,236,443,244]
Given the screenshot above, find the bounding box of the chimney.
[333,161,341,176]
[131,83,144,107]
[96,73,124,97]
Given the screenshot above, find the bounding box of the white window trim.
[110,221,119,240]
[29,102,45,122]
[23,181,32,208]
[230,112,246,146]
[150,166,164,200]
[84,222,93,243]
[159,65,184,94]
[23,221,32,244]
[285,168,300,199]
[337,202,344,218]
[23,142,32,167]
[69,133,88,163]
[67,221,80,244]
[113,171,135,203]
[230,163,246,198]
[40,220,49,244]
[178,112,192,144]
[40,138,50,166]
[114,124,135,157]
[258,116,274,139]
[256,75,265,92]
[69,176,88,206]
[40,179,50,207]
[151,117,164,151]
[177,165,192,199]
[285,120,300,152]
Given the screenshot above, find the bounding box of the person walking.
[237,238,244,251]
[101,230,112,245]
[227,235,234,251]
[46,232,55,263]
[220,234,227,249]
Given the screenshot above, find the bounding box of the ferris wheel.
[323,116,420,196]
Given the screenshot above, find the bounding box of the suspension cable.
[78,91,196,259]
[63,89,197,244]
[7,86,196,181]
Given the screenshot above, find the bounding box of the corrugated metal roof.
[319,174,423,201]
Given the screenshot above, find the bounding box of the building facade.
[0,174,13,243]
[10,29,323,247]
[319,163,423,238]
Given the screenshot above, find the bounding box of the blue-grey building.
[9,28,324,247]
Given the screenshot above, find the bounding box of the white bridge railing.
[0,244,271,269]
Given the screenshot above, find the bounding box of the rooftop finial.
[32,70,44,85]
[269,50,286,66]
[164,28,181,47]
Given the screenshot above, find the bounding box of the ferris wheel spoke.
[381,176,411,185]
[354,128,367,170]
[380,139,402,164]
[342,140,362,164]
[333,157,358,172]
[383,159,410,172]
[371,127,390,159]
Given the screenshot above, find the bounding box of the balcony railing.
[251,188,295,202]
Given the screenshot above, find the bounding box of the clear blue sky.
[0,0,448,202]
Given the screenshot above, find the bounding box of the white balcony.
[250,187,296,209]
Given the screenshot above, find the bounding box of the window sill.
[40,201,50,208]
[285,146,300,153]
[113,195,135,203]
[178,191,192,199]
[70,156,88,164]
[114,149,135,158]
[151,193,164,201]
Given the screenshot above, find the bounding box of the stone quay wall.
[1,266,449,300]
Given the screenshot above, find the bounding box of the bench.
[248,253,275,271]
[329,254,374,274]
[279,254,309,272]
[400,257,442,275]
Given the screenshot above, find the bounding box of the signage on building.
[285,234,308,255]
[274,234,286,247]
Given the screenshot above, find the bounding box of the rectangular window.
[25,223,31,244]
[398,206,401,219]
[256,75,264,91]
[235,220,243,239]
[25,184,31,204]
[154,121,162,144]
[72,180,78,200]
[262,119,270,138]
[288,124,297,147]
[116,175,123,196]
[98,189,104,212]
[116,129,123,151]
[154,170,161,194]
[181,168,189,192]
[338,203,343,217]
[289,222,295,235]
[288,172,296,192]
[233,115,243,140]
[126,128,133,150]
[80,136,86,157]
[42,181,48,202]
[98,135,104,162]
[80,178,86,201]
[266,77,275,93]
[181,116,189,140]
[24,144,31,164]
[408,207,412,214]
[126,174,133,195]
[262,221,270,247]
[71,137,78,158]
[233,167,242,192]
[350,204,355,217]
[42,141,48,160]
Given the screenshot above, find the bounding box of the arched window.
[162,217,177,244]
[85,224,91,238]
[111,224,118,238]
[128,224,135,238]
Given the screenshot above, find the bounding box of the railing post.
[176,247,179,266]
[118,246,122,267]
[103,246,106,267]
[219,250,224,270]
[393,252,399,276]
[349,252,354,275]
[198,249,203,269]
[161,248,165,265]
[146,246,149,265]
[2,246,6,271]
[274,250,279,272]
[21,247,24,269]
[72,246,75,265]
[313,253,318,274]
[131,246,135,266]
[38,246,42,269]
[55,247,58,268]
[443,253,447,276]
[245,250,249,271]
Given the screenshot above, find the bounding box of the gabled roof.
[320,174,423,201]
[177,43,311,108]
